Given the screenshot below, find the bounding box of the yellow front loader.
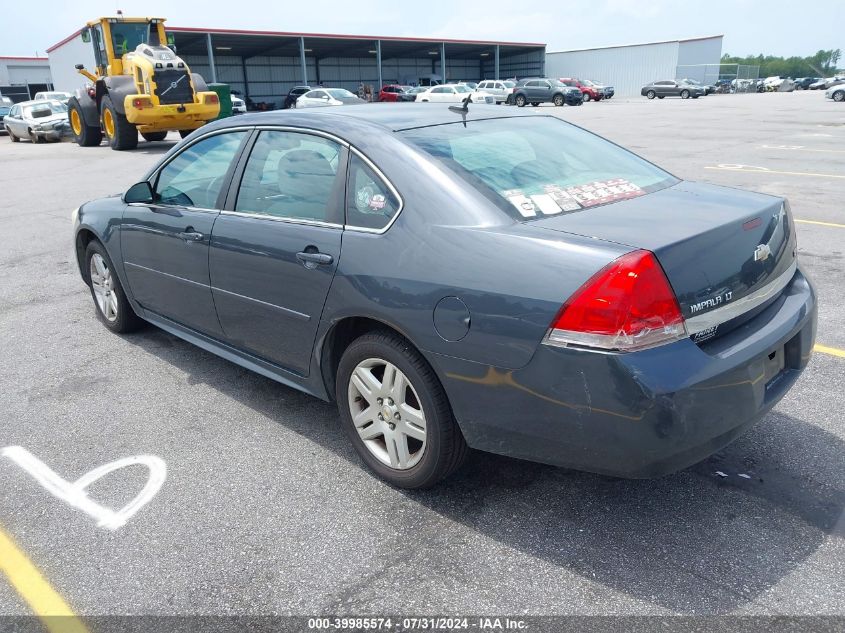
[68,16,220,150]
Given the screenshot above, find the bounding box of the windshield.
[110,22,154,54]
[400,117,678,219]
[327,89,356,99]
[24,102,67,118]
[503,81,515,88]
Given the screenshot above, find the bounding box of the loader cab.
[81,18,169,76]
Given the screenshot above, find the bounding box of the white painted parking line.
[1,446,166,531]
[760,144,845,153]
[705,164,845,179]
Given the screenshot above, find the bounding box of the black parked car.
[0,105,9,131]
[641,80,705,99]
[794,77,821,90]
[512,78,583,107]
[283,86,312,109]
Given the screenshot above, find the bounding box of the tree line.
[721,49,841,78]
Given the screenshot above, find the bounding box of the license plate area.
[764,346,786,391]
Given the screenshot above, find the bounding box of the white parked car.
[824,76,845,89]
[825,83,845,102]
[231,95,247,114]
[415,84,496,104]
[296,88,366,108]
[34,91,72,104]
[3,99,70,142]
[475,79,516,104]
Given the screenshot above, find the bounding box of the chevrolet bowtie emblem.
[754,244,772,262]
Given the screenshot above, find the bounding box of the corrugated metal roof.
[548,35,723,55]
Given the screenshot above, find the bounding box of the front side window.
[346,154,400,231]
[235,130,343,222]
[154,131,247,208]
[401,117,678,219]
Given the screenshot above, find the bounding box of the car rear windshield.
[400,116,678,219]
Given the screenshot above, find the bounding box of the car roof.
[204,103,553,135]
[16,99,63,108]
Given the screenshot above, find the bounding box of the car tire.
[834,91,845,102]
[100,96,138,150]
[583,92,591,102]
[6,127,18,142]
[84,240,143,334]
[178,129,194,139]
[515,94,527,107]
[553,94,564,106]
[141,131,168,142]
[657,95,665,99]
[530,102,539,107]
[68,97,102,147]
[336,331,468,489]
[680,90,690,99]
[646,90,656,99]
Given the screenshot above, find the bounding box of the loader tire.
[141,131,168,142]
[69,97,102,147]
[101,96,137,151]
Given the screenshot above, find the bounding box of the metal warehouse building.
[47,25,546,107]
[545,35,723,97]
[0,57,53,102]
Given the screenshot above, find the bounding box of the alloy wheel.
[347,358,427,470]
[89,253,118,322]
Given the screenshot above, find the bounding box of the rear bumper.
[432,266,817,478]
[123,94,220,130]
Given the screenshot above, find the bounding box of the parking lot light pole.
[299,37,308,86]
[206,33,218,84]
[495,45,500,80]
[376,40,382,92]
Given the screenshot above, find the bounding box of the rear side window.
[235,130,343,223]
[401,117,678,219]
[346,154,400,231]
[154,131,247,208]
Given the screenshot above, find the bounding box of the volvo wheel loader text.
[68,17,220,150]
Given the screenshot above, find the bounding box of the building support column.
[206,33,218,83]
[299,37,308,85]
[440,42,446,82]
[376,40,383,91]
[241,57,250,100]
[494,45,500,80]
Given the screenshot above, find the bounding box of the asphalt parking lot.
[0,90,842,622]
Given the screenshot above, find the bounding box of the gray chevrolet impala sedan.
[73,105,817,488]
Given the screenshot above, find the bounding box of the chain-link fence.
[675,64,760,93]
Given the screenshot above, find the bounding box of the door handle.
[177,230,204,242]
[296,251,334,268]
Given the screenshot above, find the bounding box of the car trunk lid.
[531,181,797,341]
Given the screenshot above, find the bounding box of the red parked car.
[560,78,603,102]
[378,85,410,102]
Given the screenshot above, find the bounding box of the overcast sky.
[2,0,841,59]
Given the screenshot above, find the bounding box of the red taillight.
[205,93,219,105]
[546,250,687,352]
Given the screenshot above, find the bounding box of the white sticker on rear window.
[530,194,562,216]
[503,190,536,217]
[543,185,582,213]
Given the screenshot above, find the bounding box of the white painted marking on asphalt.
[1,446,166,531]
[712,164,771,172]
[761,144,845,154]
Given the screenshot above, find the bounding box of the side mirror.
[124,181,154,204]
[81,28,91,43]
